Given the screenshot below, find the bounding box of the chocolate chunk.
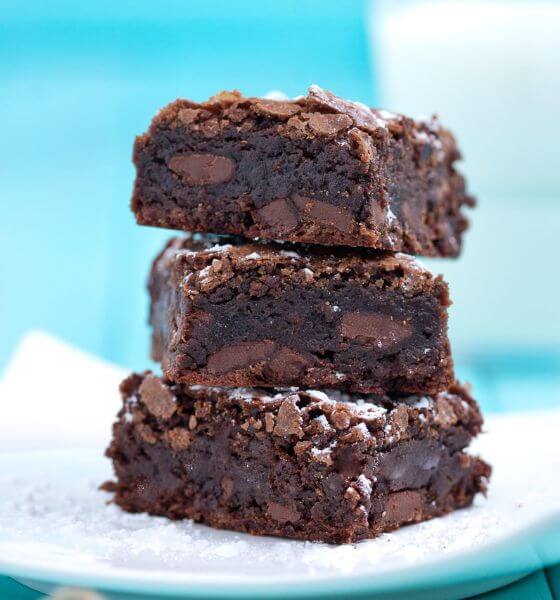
[341,312,411,348]
[381,491,424,526]
[255,198,299,232]
[267,501,301,523]
[379,440,442,491]
[207,340,276,374]
[292,195,355,234]
[139,374,176,420]
[264,347,309,381]
[306,113,353,137]
[168,153,235,185]
[273,395,303,438]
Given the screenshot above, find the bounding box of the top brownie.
[131,86,474,256]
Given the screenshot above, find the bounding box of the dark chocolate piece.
[149,235,454,394]
[104,373,490,545]
[131,86,474,256]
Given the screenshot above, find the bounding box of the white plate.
[0,410,559,599]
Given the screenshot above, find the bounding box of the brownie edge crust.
[104,372,490,545]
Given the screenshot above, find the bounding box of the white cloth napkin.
[0,331,128,452]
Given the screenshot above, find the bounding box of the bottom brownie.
[104,372,490,544]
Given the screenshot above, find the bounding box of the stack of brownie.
[105,86,490,544]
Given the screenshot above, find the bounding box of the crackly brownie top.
[144,85,459,169]
[120,373,482,453]
[152,234,446,300]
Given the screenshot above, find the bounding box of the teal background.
[0,1,559,597]
[0,0,373,374]
[1,0,559,413]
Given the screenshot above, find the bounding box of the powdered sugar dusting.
[306,390,331,402]
[394,252,432,275]
[412,397,431,410]
[310,441,337,459]
[279,250,302,260]
[352,399,387,420]
[386,206,396,225]
[264,90,290,101]
[312,414,332,432]
[357,474,373,494]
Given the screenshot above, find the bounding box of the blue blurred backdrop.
[1,0,559,413]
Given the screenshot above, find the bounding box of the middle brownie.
[150,235,453,394]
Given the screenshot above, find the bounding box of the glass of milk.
[369,1,560,353]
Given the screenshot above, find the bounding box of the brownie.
[104,372,490,545]
[131,85,474,256]
[149,235,454,395]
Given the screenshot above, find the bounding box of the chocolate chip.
[254,198,299,232]
[253,101,302,119]
[267,501,301,523]
[168,153,235,185]
[163,427,192,451]
[381,490,423,526]
[139,374,176,420]
[292,195,355,234]
[207,340,276,374]
[306,113,352,137]
[340,312,411,348]
[379,440,442,491]
[264,347,309,381]
[273,395,303,438]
